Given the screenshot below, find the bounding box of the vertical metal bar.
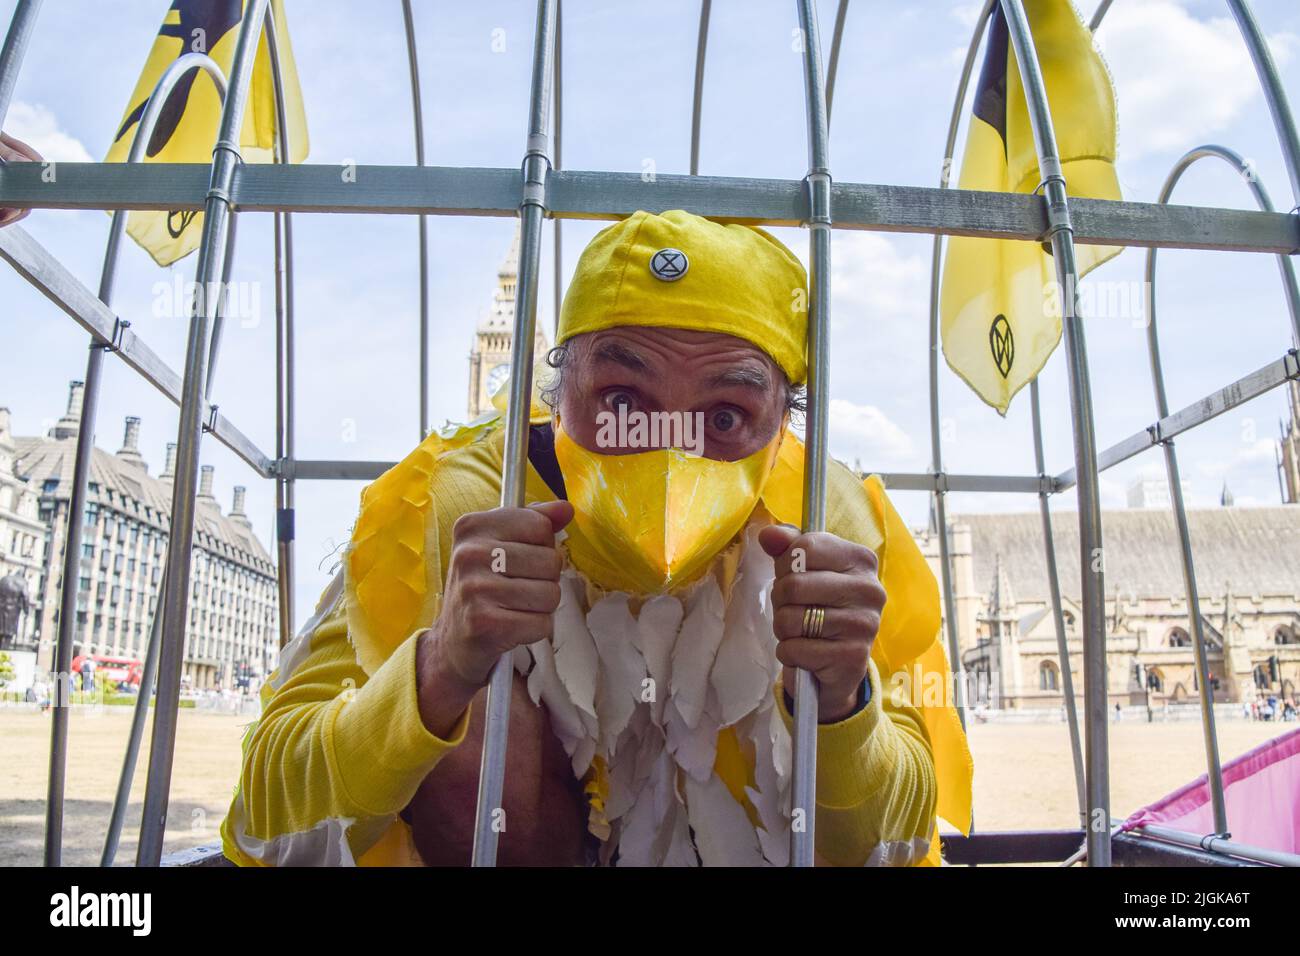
[1142,143,1300,838]
[792,0,832,869]
[136,0,271,867]
[43,347,101,867]
[401,0,430,438]
[471,0,556,868]
[689,0,711,177]
[1226,0,1300,206]
[824,0,849,125]
[1000,0,1111,866]
[552,0,562,339]
[0,0,42,127]
[91,54,228,867]
[927,0,994,761]
[1031,380,1087,825]
[265,3,296,648]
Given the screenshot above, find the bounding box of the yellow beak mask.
[552,417,786,595]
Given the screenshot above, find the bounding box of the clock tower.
[468,224,551,418]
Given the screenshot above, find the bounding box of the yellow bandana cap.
[556,209,810,385]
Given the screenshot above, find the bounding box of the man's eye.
[711,408,740,433]
[605,390,637,411]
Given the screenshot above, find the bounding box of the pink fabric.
[1121,725,1300,853]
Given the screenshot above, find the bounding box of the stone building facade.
[3,382,279,691]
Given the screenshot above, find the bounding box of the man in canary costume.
[221,209,973,866]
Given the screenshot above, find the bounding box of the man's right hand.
[416,500,574,738]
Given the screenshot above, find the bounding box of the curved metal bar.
[204,214,240,398]
[32,50,227,868]
[471,0,557,868]
[1087,0,1115,33]
[265,3,297,648]
[91,54,229,868]
[927,1,994,768]
[1226,0,1300,206]
[136,0,272,867]
[1000,0,1111,866]
[824,0,849,125]
[791,0,833,869]
[689,0,711,176]
[1030,379,1087,825]
[1142,144,1300,839]
[0,0,42,127]
[401,0,430,438]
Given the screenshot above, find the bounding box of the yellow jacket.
[220,411,972,866]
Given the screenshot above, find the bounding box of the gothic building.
[915,504,1300,710]
[467,225,551,419]
[1,382,279,691]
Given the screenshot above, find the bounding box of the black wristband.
[783,671,871,725]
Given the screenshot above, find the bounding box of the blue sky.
[2,0,1298,627]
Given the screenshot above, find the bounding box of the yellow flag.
[105,0,309,266]
[940,0,1121,416]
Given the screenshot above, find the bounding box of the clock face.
[486,363,510,397]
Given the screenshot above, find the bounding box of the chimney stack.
[231,486,251,527]
[198,464,216,501]
[116,416,147,471]
[67,381,84,417]
[160,443,178,484]
[52,380,84,439]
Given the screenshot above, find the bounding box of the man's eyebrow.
[706,365,772,392]
[591,341,651,373]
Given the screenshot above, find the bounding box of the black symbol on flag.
[113,1,243,158]
[990,314,1014,379]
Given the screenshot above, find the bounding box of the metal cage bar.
[401,0,430,439]
[41,48,228,869]
[791,0,834,868]
[1142,144,1300,838]
[470,0,557,868]
[94,53,230,869]
[927,0,994,768]
[0,0,40,126]
[0,0,1297,869]
[135,0,273,866]
[1000,0,1112,866]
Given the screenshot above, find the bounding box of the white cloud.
[826,397,916,470]
[1097,1,1297,160]
[4,101,93,163]
[831,231,927,331]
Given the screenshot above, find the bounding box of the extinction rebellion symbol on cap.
[649,248,689,281]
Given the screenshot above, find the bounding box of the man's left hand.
[758,525,886,723]
[0,131,42,227]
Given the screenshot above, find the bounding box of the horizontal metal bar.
[273,459,393,480]
[0,224,274,477]
[1134,823,1300,867]
[879,472,1054,493]
[1056,349,1300,491]
[1,163,1297,253]
[939,829,1085,865]
[1112,831,1260,867]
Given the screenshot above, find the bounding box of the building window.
[1166,628,1192,648]
[1039,660,1059,692]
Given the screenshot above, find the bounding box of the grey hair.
[539,341,807,423]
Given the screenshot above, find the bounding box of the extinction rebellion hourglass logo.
[989,314,1014,379]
